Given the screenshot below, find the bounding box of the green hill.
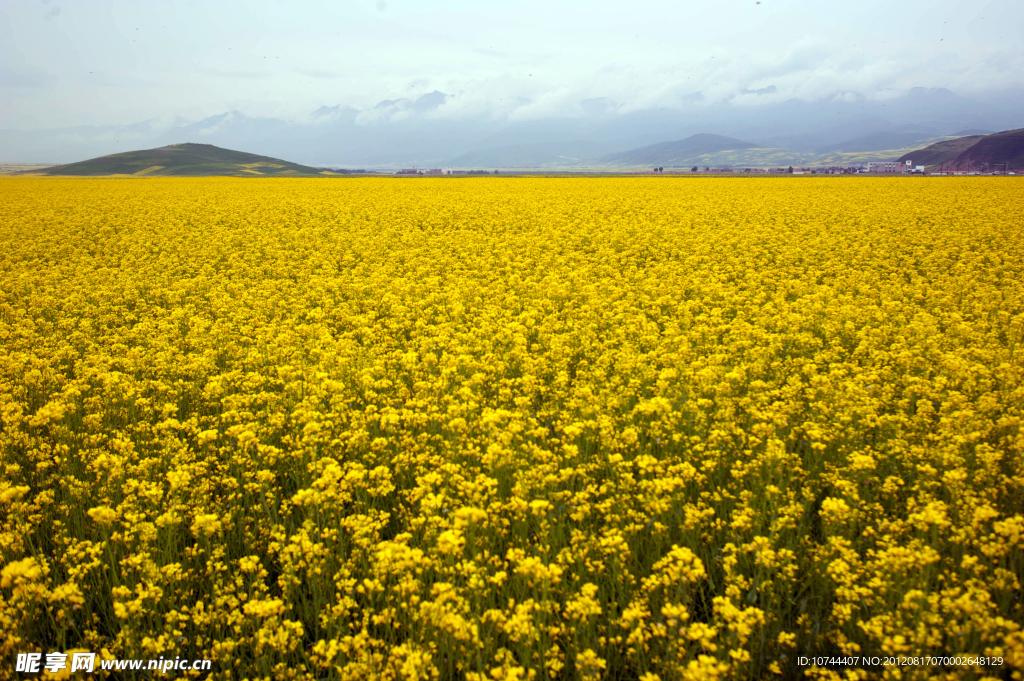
[30,143,327,177]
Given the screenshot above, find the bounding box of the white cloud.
[1,0,1023,130]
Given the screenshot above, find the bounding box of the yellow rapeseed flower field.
[1,177,1022,680]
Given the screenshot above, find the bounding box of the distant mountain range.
[599,134,759,166]
[586,131,986,169]
[26,143,326,177]
[17,129,1024,177]
[2,86,1022,169]
[814,131,944,154]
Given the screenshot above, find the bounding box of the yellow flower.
[575,649,607,680]
[87,505,118,526]
[565,583,603,619]
[243,598,286,618]
[0,484,29,504]
[190,513,223,537]
[436,529,465,555]
[1,557,45,589]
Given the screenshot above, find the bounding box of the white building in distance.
[866,162,905,173]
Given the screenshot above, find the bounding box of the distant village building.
[866,162,905,173]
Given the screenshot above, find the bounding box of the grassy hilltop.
[28,143,327,177]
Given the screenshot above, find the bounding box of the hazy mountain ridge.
[2,86,1023,168]
[815,131,949,154]
[447,141,626,169]
[599,134,759,166]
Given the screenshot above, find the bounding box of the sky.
[1,0,1023,129]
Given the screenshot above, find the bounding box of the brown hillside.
[939,128,1024,171]
[898,136,983,167]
